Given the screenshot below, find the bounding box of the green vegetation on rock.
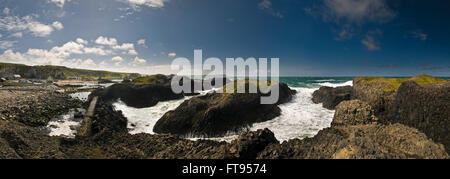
[359,74,447,92]
[131,74,170,85]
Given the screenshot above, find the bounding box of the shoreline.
[0,75,448,159]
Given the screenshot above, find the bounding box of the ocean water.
[48,77,354,141]
[114,77,354,142]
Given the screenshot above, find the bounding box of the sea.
[113,77,354,142]
[47,77,354,141]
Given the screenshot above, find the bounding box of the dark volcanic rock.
[257,100,448,159]
[312,85,353,110]
[392,81,450,153]
[229,128,279,159]
[0,89,83,127]
[153,82,296,137]
[332,100,379,126]
[90,75,185,108]
[352,77,396,121]
[0,121,66,159]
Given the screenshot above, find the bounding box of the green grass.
[131,74,169,85]
[361,74,447,92]
[0,82,34,86]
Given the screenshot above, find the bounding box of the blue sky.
[0,0,449,76]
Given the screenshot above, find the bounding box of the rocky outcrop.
[90,74,185,108]
[153,82,297,137]
[0,88,83,127]
[0,121,66,159]
[257,100,448,159]
[312,86,353,110]
[352,77,396,121]
[392,81,450,153]
[229,129,279,159]
[332,100,378,126]
[90,75,231,108]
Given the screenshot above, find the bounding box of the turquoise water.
[279,77,354,88]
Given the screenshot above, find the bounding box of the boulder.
[392,80,450,153]
[332,100,378,126]
[352,77,396,120]
[312,85,353,110]
[229,128,279,159]
[153,81,296,137]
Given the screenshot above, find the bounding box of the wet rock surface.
[312,86,353,110]
[0,75,448,159]
[0,87,83,126]
[153,82,296,137]
[90,75,185,108]
[257,100,448,159]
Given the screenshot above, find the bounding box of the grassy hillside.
[0,62,140,80]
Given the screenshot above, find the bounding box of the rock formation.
[153,81,297,137]
[312,85,353,110]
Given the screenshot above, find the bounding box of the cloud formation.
[0,14,63,37]
[410,30,428,41]
[119,0,168,9]
[319,0,395,24]
[258,0,283,18]
[49,0,67,8]
[361,30,382,51]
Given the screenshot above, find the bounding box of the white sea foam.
[113,98,189,134]
[46,108,86,138]
[49,80,354,142]
[113,88,218,134]
[69,91,91,102]
[318,80,353,87]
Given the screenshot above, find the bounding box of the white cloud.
[84,47,112,56]
[128,49,138,55]
[76,38,88,45]
[321,0,395,24]
[111,56,124,62]
[95,36,118,46]
[0,49,25,62]
[168,52,176,57]
[10,32,23,38]
[410,30,428,41]
[112,56,124,66]
[3,8,10,15]
[361,30,382,51]
[258,0,283,18]
[113,43,134,50]
[0,15,63,37]
[137,39,147,47]
[0,41,17,49]
[119,0,168,9]
[130,56,146,66]
[49,0,67,8]
[0,37,149,72]
[50,41,85,55]
[52,21,64,30]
